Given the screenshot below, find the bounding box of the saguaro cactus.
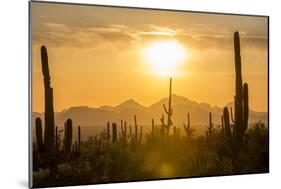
[64,119,73,154]
[205,112,215,139]
[222,32,249,151]
[233,32,249,149]
[41,46,55,155]
[160,77,173,136]
[112,122,118,143]
[34,46,56,176]
[120,120,127,144]
[183,112,194,139]
[130,115,143,144]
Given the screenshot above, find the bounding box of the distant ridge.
[32,94,268,130]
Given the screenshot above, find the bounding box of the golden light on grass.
[142,40,188,77]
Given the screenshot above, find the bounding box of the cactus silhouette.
[183,112,195,139]
[64,119,73,154]
[223,107,232,141]
[112,122,118,143]
[221,32,249,151]
[205,112,215,139]
[34,46,57,176]
[130,115,143,144]
[41,46,55,155]
[120,120,127,144]
[236,32,249,148]
[35,117,44,153]
[160,77,173,136]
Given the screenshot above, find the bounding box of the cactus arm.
[223,107,232,141]
[35,117,44,152]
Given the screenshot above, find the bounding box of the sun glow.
[142,40,188,76]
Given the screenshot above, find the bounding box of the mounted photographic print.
[29,1,269,188]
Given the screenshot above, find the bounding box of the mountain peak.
[122,99,138,104]
[115,99,145,111]
[150,94,198,108]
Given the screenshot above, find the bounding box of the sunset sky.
[31,2,268,112]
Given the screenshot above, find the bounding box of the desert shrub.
[33,121,268,186]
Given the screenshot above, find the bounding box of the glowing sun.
[142,40,188,76]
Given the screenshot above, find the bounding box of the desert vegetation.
[32,32,268,188]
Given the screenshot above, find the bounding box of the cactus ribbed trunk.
[234,32,243,148]
[41,46,55,156]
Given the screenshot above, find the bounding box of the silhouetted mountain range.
[32,94,268,130]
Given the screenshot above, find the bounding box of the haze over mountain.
[32,94,268,132]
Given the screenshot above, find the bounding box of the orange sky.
[31,2,268,112]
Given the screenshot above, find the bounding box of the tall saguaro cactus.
[160,77,173,136]
[34,46,57,176]
[41,46,55,155]
[222,32,249,152]
[233,32,249,149]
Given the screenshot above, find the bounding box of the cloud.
[33,22,268,51]
[33,22,135,49]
